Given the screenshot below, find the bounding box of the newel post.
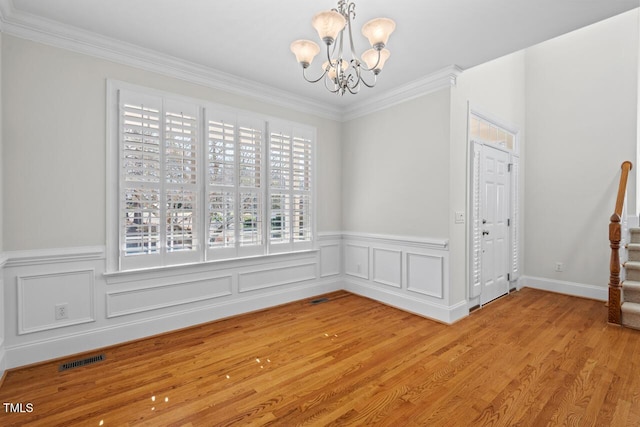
[609,213,622,324]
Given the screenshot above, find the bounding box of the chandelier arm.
[346,65,360,89]
[358,70,377,88]
[323,76,341,94]
[346,76,361,94]
[302,67,329,84]
[345,8,358,60]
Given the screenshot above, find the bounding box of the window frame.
[106,80,316,273]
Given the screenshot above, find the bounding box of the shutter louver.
[510,156,520,280]
[123,188,160,255]
[121,94,162,259]
[166,188,196,252]
[270,193,290,244]
[268,124,313,252]
[207,115,236,251]
[269,131,291,190]
[208,191,235,248]
[122,103,161,183]
[164,101,199,258]
[238,121,263,247]
[470,141,482,297]
[269,130,292,246]
[293,135,312,242]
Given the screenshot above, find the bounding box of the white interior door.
[480,145,510,305]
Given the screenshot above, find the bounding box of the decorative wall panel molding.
[238,263,317,293]
[320,243,341,278]
[106,275,233,318]
[17,269,95,334]
[345,244,370,279]
[406,253,444,298]
[343,232,452,321]
[372,248,402,288]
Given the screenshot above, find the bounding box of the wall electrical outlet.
[55,303,69,320]
[555,262,564,272]
[455,211,465,224]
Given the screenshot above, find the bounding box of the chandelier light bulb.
[361,48,390,74]
[290,39,320,68]
[362,17,396,50]
[312,10,346,45]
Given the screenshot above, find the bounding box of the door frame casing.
[467,105,521,306]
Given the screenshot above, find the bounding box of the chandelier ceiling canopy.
[290,0,396,96]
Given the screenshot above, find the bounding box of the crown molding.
[0,0,463,123]
[342,65,463,121]
[0,0,10,31]
[0,0,343,121]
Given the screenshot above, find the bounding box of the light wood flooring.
[1,288,640,426]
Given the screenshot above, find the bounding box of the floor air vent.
[310,297,329,305]
[59,353,105,372]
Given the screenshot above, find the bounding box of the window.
[469,113,516,151]
[108,82,315,272]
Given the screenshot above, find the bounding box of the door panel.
[480,146,510,305]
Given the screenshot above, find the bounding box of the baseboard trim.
[5,279,342,369]
[344,279,468,324]
[519,275,607,301]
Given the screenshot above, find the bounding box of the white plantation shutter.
[206,111,237,258]
[237,117,264,251]
[292,134,312,242]
[120,91,163,269]
[470,141,482,298]
[269,129,292,247]
[110,82,315,271]
[163,100,200,265]
[118,90,200,270]
[269,122,314,253]
[206,111,265,259]
[510,155,520,280]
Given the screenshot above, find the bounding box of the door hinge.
[507,273,511,281]
[508,163,513,172]
[507,218,511,226]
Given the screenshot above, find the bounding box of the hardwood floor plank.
[1,288,640,426]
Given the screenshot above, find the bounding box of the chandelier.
[290,0,396,96]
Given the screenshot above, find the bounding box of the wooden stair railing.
[609,160,633,324]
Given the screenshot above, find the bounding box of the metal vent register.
[59,354,105,372]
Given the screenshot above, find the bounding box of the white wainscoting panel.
[342,233,458,323]
[17,269,95,334]
[345,244,370,279]
[238,263,317,293]
[407,253,444,298]
[372,248,402,288]
[106,275,233,318]
[320,243,341,278]
[3,245,343,370]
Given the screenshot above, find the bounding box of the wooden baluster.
[609,213,622,324]
[609,161,632,325]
